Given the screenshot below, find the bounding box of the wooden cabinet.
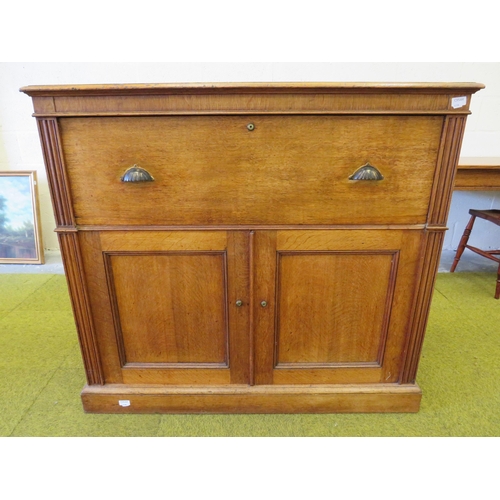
[22,82,483,413]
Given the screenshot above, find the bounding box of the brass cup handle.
[348,162,384,181]
[121,165,155,182]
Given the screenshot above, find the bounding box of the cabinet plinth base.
[81,383,422,414]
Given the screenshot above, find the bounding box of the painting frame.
[0,171,44,264]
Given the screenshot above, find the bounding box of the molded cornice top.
[20,82,486,96]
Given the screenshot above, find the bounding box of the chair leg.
[496,265,500,300]
[450,215,476,272]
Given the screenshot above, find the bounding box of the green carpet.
[0,272,498,437]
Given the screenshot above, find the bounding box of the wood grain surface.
[59,115,443,226]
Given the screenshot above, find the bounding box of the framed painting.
[0,171,44,264]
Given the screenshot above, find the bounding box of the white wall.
[1,62,499,252]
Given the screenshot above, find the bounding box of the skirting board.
[81,383,422,414]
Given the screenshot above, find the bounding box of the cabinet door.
[253,230,423,385]
[79,231,250,385]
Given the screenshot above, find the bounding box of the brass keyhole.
[247,123,255,131]
[235,300,243,307]
[260,300,267,307]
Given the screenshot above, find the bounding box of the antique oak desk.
[22,82,483,413]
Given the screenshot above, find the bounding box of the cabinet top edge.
[20,81,485,96]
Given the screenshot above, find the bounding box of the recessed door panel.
[276,252,397,366]
[107,252,228,366]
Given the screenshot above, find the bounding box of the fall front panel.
[58,115,442,226]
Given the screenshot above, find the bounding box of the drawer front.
[59,115,443,226]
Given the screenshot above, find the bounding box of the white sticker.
[451,96,467,109]
[118,399,131,407]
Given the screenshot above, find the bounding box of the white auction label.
[118,400,131,407]
[451,96,467,109]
